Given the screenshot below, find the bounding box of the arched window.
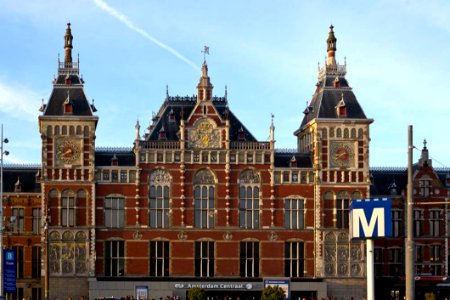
[195,240,214,277]
[149,170,171,228]
[105,195,125,228]
[336,191,350,229]
[194,169,215,229]
[284,197,305,229]
[61,190,75,227]
[239,169,260,229]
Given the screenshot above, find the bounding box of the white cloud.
[0,80,42,122]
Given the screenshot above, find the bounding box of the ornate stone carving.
[268,231,278,241]
[150,169,171,185]
[239,169,260,184]
[133,231,143,240]
[194,169,215,184]
[178,231,188,240]
[223,232,233,240]
[189,119,220,149]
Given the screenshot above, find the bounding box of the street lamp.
[0,123,9,298]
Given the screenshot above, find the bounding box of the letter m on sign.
[349,198,392,239]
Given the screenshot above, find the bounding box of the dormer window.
[169,108,176,122]
[333,76,340,88]
[238,127,245,141]
[290,156,297,168]
[111,154,118,166]
[14,178,22,193]
[63,93,73,114]
[65,74,72,85]
[336,93,347,117]
[159,125,166,140]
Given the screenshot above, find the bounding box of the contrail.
[93,0,199,70]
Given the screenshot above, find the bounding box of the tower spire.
[64,23,73,66]
[197,46,213,102]
[327,25,337,65]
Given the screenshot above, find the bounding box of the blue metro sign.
[349,198,392,239]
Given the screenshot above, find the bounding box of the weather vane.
[202,46,210,61]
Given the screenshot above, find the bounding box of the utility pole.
[0,124,9,299]
[406,125,415,300]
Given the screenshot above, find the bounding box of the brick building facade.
[1,24,450,300]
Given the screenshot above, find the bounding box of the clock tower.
[294,26,373,279]
[38,23,98,297]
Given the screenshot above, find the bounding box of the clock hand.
[335,152,347,159]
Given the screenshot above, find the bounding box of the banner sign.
[3,249,16,293]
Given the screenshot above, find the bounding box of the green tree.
[261,285,286,300]
[188,287,207,300]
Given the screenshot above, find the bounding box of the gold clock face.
[330,142,354,167]
[56,138,81,165]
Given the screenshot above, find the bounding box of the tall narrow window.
[13,246,24,278]
[374,248,383,276]
[388,248,402,276]
[150,241,169,277]
[194,170,215,229]
[419,178,431,197]
[239,170,260,229]
[336,192,350,229]
[429,210,441,237]
[284,198,305,229]
[240,241,259,277]
[195,241,214,277]
[414,210,423,237]
[61,191,75,227]
[105,241,124,277]
[12,208,24,233]
[392,209,403,237]
[104,197,125,228]
[32,208,41,234]
[285,241,304,277]
[32,246,41,278]
[149,170,171,228]
[430,245,441,262]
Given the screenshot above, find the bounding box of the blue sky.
[0,0,449,167]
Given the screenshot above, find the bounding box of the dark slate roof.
[2,165,41,193]
[369,167,450,197]
[43,83,93,116]
[369,168,408,197]
[145,96,257,142]
[95,147,135,167]
[299,73,369,131]
[274,151,313,168]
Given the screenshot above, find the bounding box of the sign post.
[350,198,392,300]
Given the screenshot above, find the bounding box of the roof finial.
[225,85,228,100]
[326,24,337,65]
[64,22,73,66]
[166,84,169,99]
[423,139,427,149]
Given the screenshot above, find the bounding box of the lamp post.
[0,124,9,298]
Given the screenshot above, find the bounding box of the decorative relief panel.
[193,169,215,185]
[188,118,220,149]
[239,169,261,184]
[150,169,171,185]
[48,229,89,276]
[323,231,365,278]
